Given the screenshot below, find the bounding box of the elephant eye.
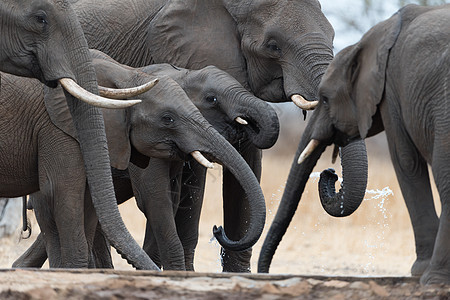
[267,42,281,53]
[162,114,175,126]
[205,95,217,104]
[35,11,48,25]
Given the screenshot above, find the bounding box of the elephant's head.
[140,64,280,150]
[90,51,267,252]
[312,10,403,214]
[0,0,157,270]
[224,0,334,105]
[257,10,404,273]
[147,0,334,109]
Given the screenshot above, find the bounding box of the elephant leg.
[222,142,262,272]
[30,192,62,267]
[82,188,106,268]
[91,223,114,269]
[142,222,162,269]
[38,132,89,268]
[177,161,206,271]
[12,232,47,268]
[382,108,439,277]
[130,161,185,270]
[421,141,450,284]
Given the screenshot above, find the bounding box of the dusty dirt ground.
[0,107,449,298]
[1,269,449,299]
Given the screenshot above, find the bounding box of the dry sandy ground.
[0,108,448,298]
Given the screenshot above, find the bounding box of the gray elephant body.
[0,0,156,269]
[260,4,450,285]
[12,51,271,270]
[131,63,280,271]
[14,50,279,271]
[67,0,334,272]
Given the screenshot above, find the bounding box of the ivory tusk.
[235,117,248,125]
[291,94,318,110]
[331,144,340,164]
[191,151,214,169]
[298,139,320,165]
[98,78,159,99]
[59,78,142,109]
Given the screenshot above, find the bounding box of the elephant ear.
[352,12,402,138]
[44,85,79,142]
[102,108,131,170]
[91,57,134,170]
[147,0,248,87]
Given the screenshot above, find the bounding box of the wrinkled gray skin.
[261,4,450,285]
[0,0,156,269]
[68,0,334,272]
[12,50,270,270]
[130,62,279,270]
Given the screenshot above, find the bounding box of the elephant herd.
[0,0,448,285]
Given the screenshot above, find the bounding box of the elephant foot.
[420,267,450,285]
[221,248,252,273]
[411,258,431,277]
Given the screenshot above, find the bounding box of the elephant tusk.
[291,94,318,110]
[59,78,142,109]
[98,78,159,99]
[298,139,320,165]
[235,117,248,125]
[191,151,214,169]
[331,144,340,164]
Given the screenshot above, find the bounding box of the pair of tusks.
[298,139,340,165]
[59,77,159,109]
[291,94,318,110]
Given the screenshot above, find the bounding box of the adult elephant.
[68,0,335,272]
[0,0,158,269]
[12,50,272,270]
[259,4,450,285]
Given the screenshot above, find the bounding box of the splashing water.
[310,172,394,199]
[310,171,395,274]
[365,187,393,200]
[207,236,223,272]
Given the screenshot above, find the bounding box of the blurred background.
[0,0,447,276]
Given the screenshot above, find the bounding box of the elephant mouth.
[30,56,59,88]
[142,141,185,161]
[332,129,358,148]
[220,122,247,145]
[254,77,286,102]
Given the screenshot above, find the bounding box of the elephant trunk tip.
[318,140,368,218]
[246,114,280,150]
[212,225,255,252]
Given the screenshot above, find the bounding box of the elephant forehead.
[242,0,331,36]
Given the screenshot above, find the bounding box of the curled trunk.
[185,117,266,252]
[232,92,280,150]
[319,139,368,217]
[257,116,368,273]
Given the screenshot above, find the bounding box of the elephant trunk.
[257,115,326,272]
[61,12,158,270]
[319,139,368,217]
[186,116,266,252]
[217,80,281,150]
[234,92,280,149]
